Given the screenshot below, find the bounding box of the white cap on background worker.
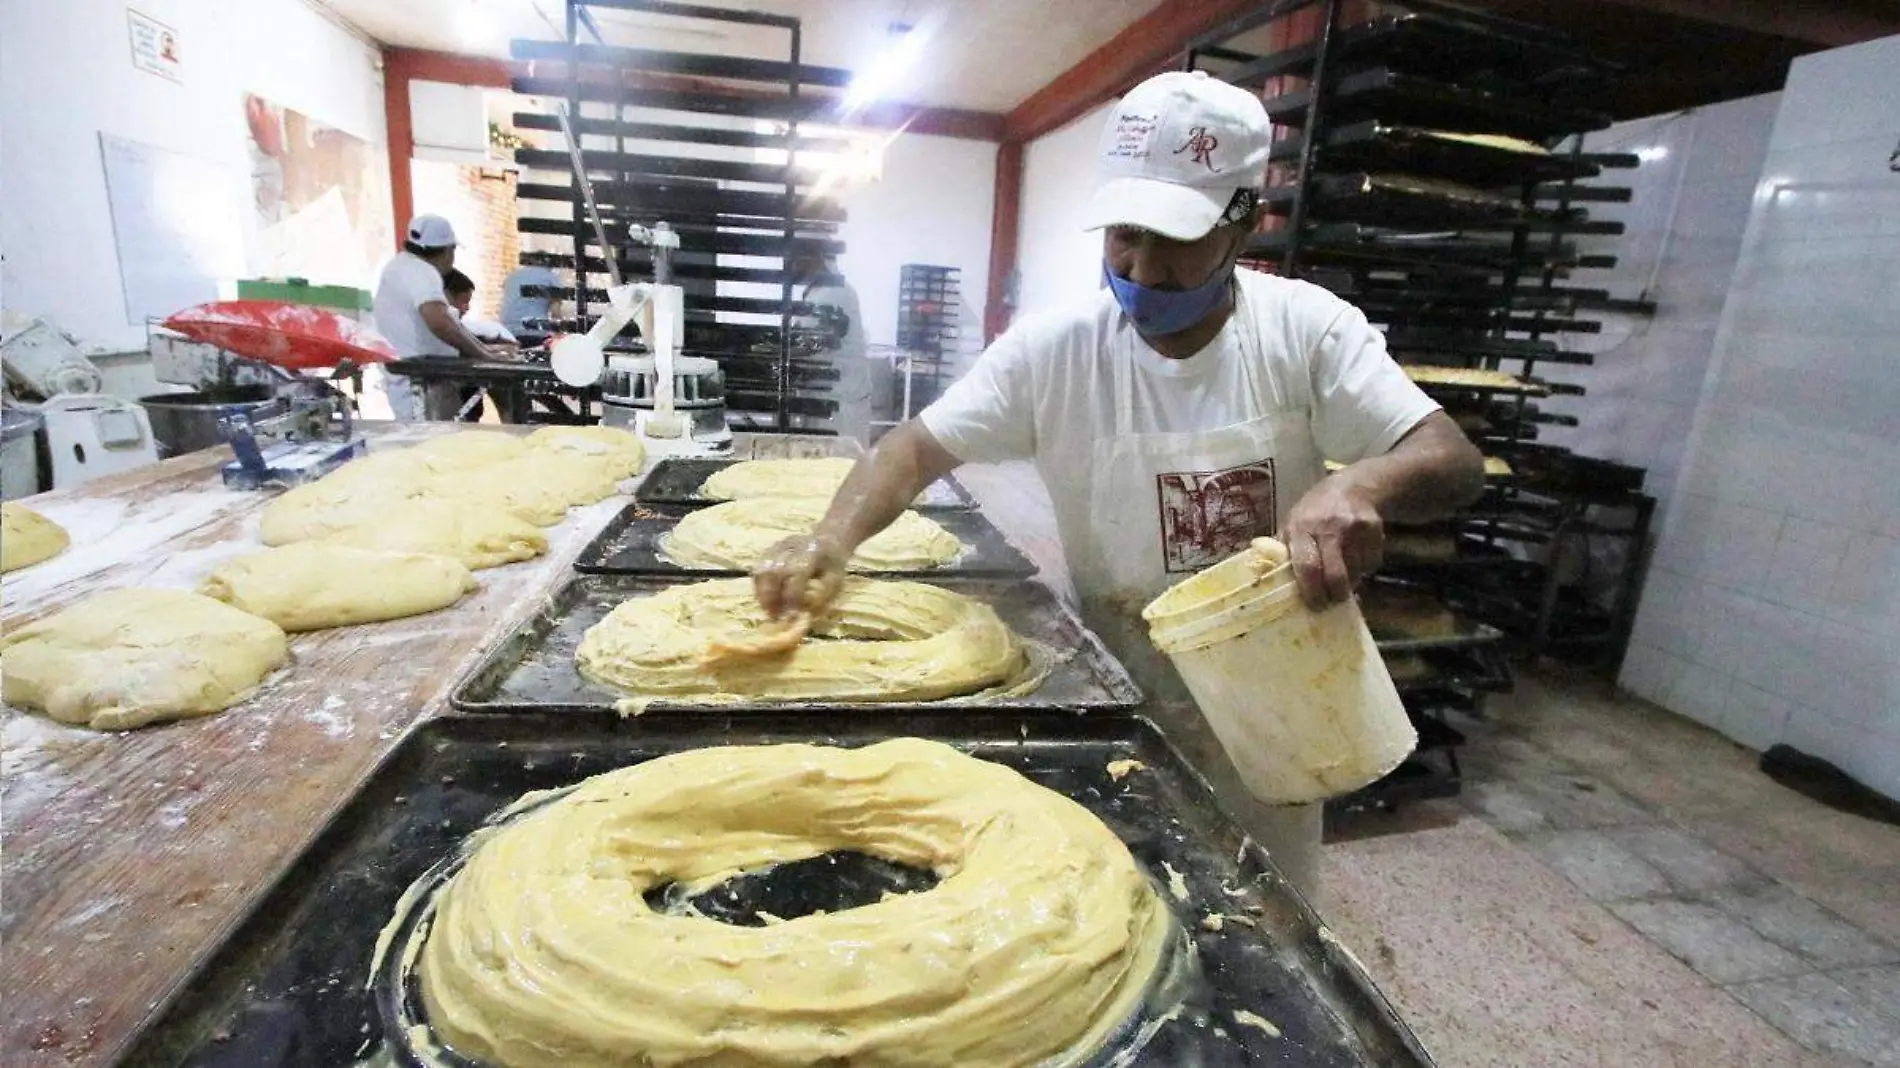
[405,213,458,250]
[1080,70,1272,242]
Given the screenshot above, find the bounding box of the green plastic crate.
[236,278,373,312]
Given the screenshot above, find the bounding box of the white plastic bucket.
[1144,537,1416,805]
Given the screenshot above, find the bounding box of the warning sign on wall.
[127,8,182,84]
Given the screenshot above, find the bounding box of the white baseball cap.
[1081,71,1272,241]
[406,214,457,248]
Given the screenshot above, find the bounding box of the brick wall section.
[462,165,519,320]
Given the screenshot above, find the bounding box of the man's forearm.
[814,420,959,551]
[1335,412,1485,524]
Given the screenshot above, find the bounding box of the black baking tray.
[574,501,1036,578]
[635,456,975,511]
[451,574,1143,716]
[1270,123,1599,188]
[1264,67,1611,141]
[1265,173,1614,233]
[118,713,1434,1068]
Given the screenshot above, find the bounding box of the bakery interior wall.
[0,0,389,392]
[1620,32,1900,801]
[1013,102,1116,323]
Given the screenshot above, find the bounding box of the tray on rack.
[1273,123,1600,187]
[120,713,1433,1068]
[635,456,974,510]
[574,502,1034,578]
[452,574,1142,716]
[1264,173,1607,232]
[1265,67,1612,140]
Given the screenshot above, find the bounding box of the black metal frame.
[512,0,852,430]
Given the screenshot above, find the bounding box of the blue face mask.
[1102,259,1233,336]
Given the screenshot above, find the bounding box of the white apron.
[1073,286,1330,898]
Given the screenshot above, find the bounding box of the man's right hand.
[753,534,850,620]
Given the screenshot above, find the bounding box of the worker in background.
[753,72,1485,899]
[444,270,519,347]
[788,238,872,440]
[372,214,504,420]
[499,261,560,341]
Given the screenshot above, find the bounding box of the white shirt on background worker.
[373,250,455,420]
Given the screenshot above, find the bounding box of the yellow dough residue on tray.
[1,501,71,573]
[699,456,856,500]
[576,577,1028,703]
[0,588,288,730]
[1401,365,1529,391]
[411,738,1173,1068]
[663,498,961,571]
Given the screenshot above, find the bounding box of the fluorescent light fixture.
[1635,144,1669,163]
[843,24,929,112]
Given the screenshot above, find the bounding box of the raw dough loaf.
[411,738,1172,1068]
[409,430,531,469]
[576,576,1027,702]
[664,498,961,571]
[0,588,288,730]
[200,543,476,632]
[2,502,70,573]
[527,425,646,478]
[700,456,856,500]
[319,498,547,570]
[259,452,444,544]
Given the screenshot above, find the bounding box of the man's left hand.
[1281,478,1384,608]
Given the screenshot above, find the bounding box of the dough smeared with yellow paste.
[527,424,646,478]
[664,498,961,571]
[319,498,547,570]
[700,456,856,500]
[2,502,70,573]
[0,589,287,730]
[414,738,1172,1068]
[576,576,1026,703]
[199,543,475,632]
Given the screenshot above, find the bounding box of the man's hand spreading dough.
[754,534,849,620]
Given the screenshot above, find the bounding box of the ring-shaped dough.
[699,457,855,500]
[663,498,961,571]
[413,738,1172,1068]
[575,577,1026,702]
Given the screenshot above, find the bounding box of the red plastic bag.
[163,301,397,370]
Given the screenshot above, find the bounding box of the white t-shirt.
[920,268,1438,568]
[372,252,456,357]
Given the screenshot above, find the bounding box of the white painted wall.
[0,0,386,355]
[834,132,996,363]
[1619,34,1900,800]
[1014,102,1114,321]
[1543,94,1781,517]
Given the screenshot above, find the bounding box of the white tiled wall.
[1541,93,1780,515]
[1620,33,1900,800]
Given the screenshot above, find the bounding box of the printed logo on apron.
[1156,460,1277,573]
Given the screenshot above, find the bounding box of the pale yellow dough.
[664,498,961,571]
[434,451,623,526]
[259,451,444,544]
[319,499,548,570]
[576,576,1026,703]
[526,425,646,478]
[700,456,856,500]
[199,543,476,632]
[2,502,70,573]
[413,738,1171,1068]
[408,430,531,469]
[0,588,288,730]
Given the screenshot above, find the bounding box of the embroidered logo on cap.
[1174,126,1220,170]
[1107,111,1160,160]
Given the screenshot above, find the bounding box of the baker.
[372,214,507,420]
[788,238,874,441]
[753,71,1484,897]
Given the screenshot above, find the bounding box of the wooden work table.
[0,424,861,1068]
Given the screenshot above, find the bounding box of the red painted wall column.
[381,48,515,249]
[984,139,1024,343]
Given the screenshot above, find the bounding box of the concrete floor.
[956,461,1900,1067]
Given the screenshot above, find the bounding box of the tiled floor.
[956,461,1900,1067]
[1323,667,1900,1067]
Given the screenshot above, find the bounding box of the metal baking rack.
[507,0,852,430]
[1185,0,1659,805]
